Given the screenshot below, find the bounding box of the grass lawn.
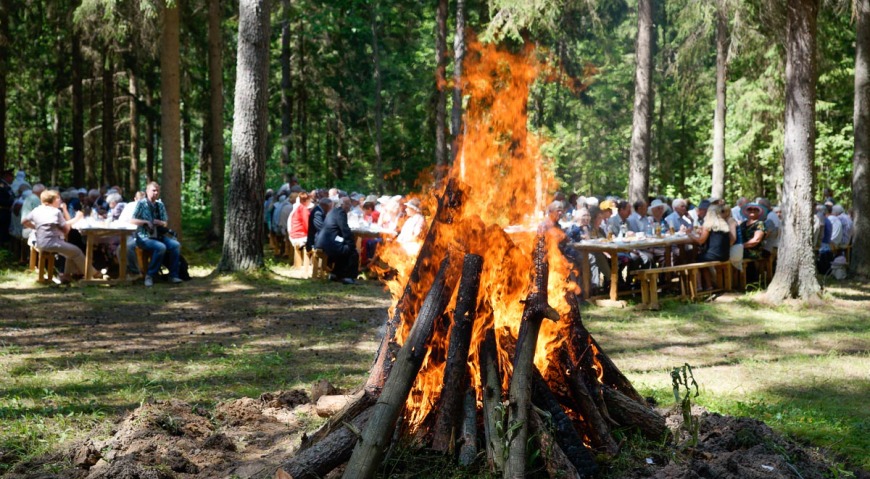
[1,247,868,475]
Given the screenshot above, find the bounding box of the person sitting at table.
[130,181,182,287]
[740,202,767,259]
[690,203,734,290]
[362,195,380,225]
[307,197,332,250]
[586,206,612,291]
[288,191,312,250]
[378,196,403,233]
[565,207,591,242]
[315,196,358,284]
[628,200,649,233]
[396,198,426,256]
[666,199,692,233]
[607,200,632,237]
[21,189,99,283]
[106,192,126,221]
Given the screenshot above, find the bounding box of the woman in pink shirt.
[288,192,312,248]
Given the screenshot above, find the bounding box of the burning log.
[365,179,466,395]
[432,253,484,452]
[557,348,620,456]
[504,234,559,479]
[480,328,505,472]
[343,257,459,479]
[458,388,478,466]
[530,409,584,479]
[279,407,374,479]
[601,385,668,441]
[531,368,599,475]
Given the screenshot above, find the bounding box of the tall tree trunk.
[87,76,98,187]
[209,0,225,239]
[853,0,870,277]
[129,68,140,195]
[217,0,270,272]
[297,20,308,170]
[628,0,654,203]
[71,25,85,186]
[765,0,821,301]
[0,0,8,173]
[370,0,384,190]
[711,3,729,200]
[145,90,155,182]
[451,0,465,165]
[160,1,182,235]
[280,0,293,183]
[434,0,448,179]
[102,53,115,187]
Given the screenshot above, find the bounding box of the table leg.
[119,235,127,281]
[664,245,672,267]
[579,251,591,299]
[610,254,618,301]
[84,234,94,281]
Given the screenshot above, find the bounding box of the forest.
[0,0,862,202]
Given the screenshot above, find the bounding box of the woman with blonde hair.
[691,203,735,290]
[21,189,98,283]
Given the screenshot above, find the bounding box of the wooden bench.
[310,249,333,280]
[292,244,311,273]
[734,257,772,290]
[632,261,732,309]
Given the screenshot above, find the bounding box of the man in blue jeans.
[130,181,182,287]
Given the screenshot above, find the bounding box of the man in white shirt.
[731,197,747,224]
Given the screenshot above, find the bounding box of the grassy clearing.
[1,235,868,475]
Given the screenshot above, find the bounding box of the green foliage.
[671,363,700,447]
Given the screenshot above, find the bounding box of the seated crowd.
[1,169,183,287]
[263,183,427,285]
[549,190,855,294]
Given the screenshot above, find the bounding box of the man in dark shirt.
[307,197,332,250]
[315,197,358,284]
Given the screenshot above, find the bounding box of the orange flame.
[378,38,582,434]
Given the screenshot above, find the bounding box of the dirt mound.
[622,406,858,479]
[4,391,312,479]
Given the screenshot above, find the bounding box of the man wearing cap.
[315,196,359,284]
[689,199,711,226]
[397,198,425,255]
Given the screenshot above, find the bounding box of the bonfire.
[280,40,665,479]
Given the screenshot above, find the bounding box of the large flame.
[376,39,585,433]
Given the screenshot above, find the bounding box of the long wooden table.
[78,224,137,283]
[571,234,694,300]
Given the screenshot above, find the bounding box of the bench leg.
[640,274,649,306]
[649,273,660,309]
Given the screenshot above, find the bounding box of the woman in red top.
[289,192,312,248]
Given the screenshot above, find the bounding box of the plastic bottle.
[618,222,627,239]
[90,208,98,226]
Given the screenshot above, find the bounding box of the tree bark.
[145,90,155,182]
[853,0,870,277]
[480,328,505,472]
[129,68,140,194]
[370,0,384,190]
[280,407,374,479]
[0,0,8,173]
[601,386,668,441]
[765,0,822,301]
[160,0,182,235]
[711,3,729,200]
[209,0,226,240]
[432,253,483,452]
[529,410,584,479]
[102,53,115,187]
[458,388,477,466]
[434,0,448,179]
[217,0,270,272]
[280,0,292,183]
[505,235,557,479]
[343,257,458,479]
[628,0,654,204]
[450,0,466,165]
[71,23,85,186]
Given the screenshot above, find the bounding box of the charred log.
[480,327,505,472]
[558,348,620,455]
[344,257,458,479]
[366,179,466,394]
[530,409,585,479]
[299,390,374,451]
[279,407,374,479]
[601,385,668,441]
[458,387,478,466]
[432,253,483,452]
[505,235,558,479]
[531,368,599,474]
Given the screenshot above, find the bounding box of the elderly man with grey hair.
[665,198,691,232]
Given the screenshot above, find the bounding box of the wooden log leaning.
[365,179,466,395]
[601,386,669,441]
[504,234,559,479]
[557,348,620,456]
[298,390,374,452]
[480,328,505,472]
[343,257,458,479]
[531,368,599,475]
[431,253,484,452]
[279,407,374,479]
[458,388,478,466]
[530,409,584,479]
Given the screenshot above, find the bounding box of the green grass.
[1,228,868,475]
